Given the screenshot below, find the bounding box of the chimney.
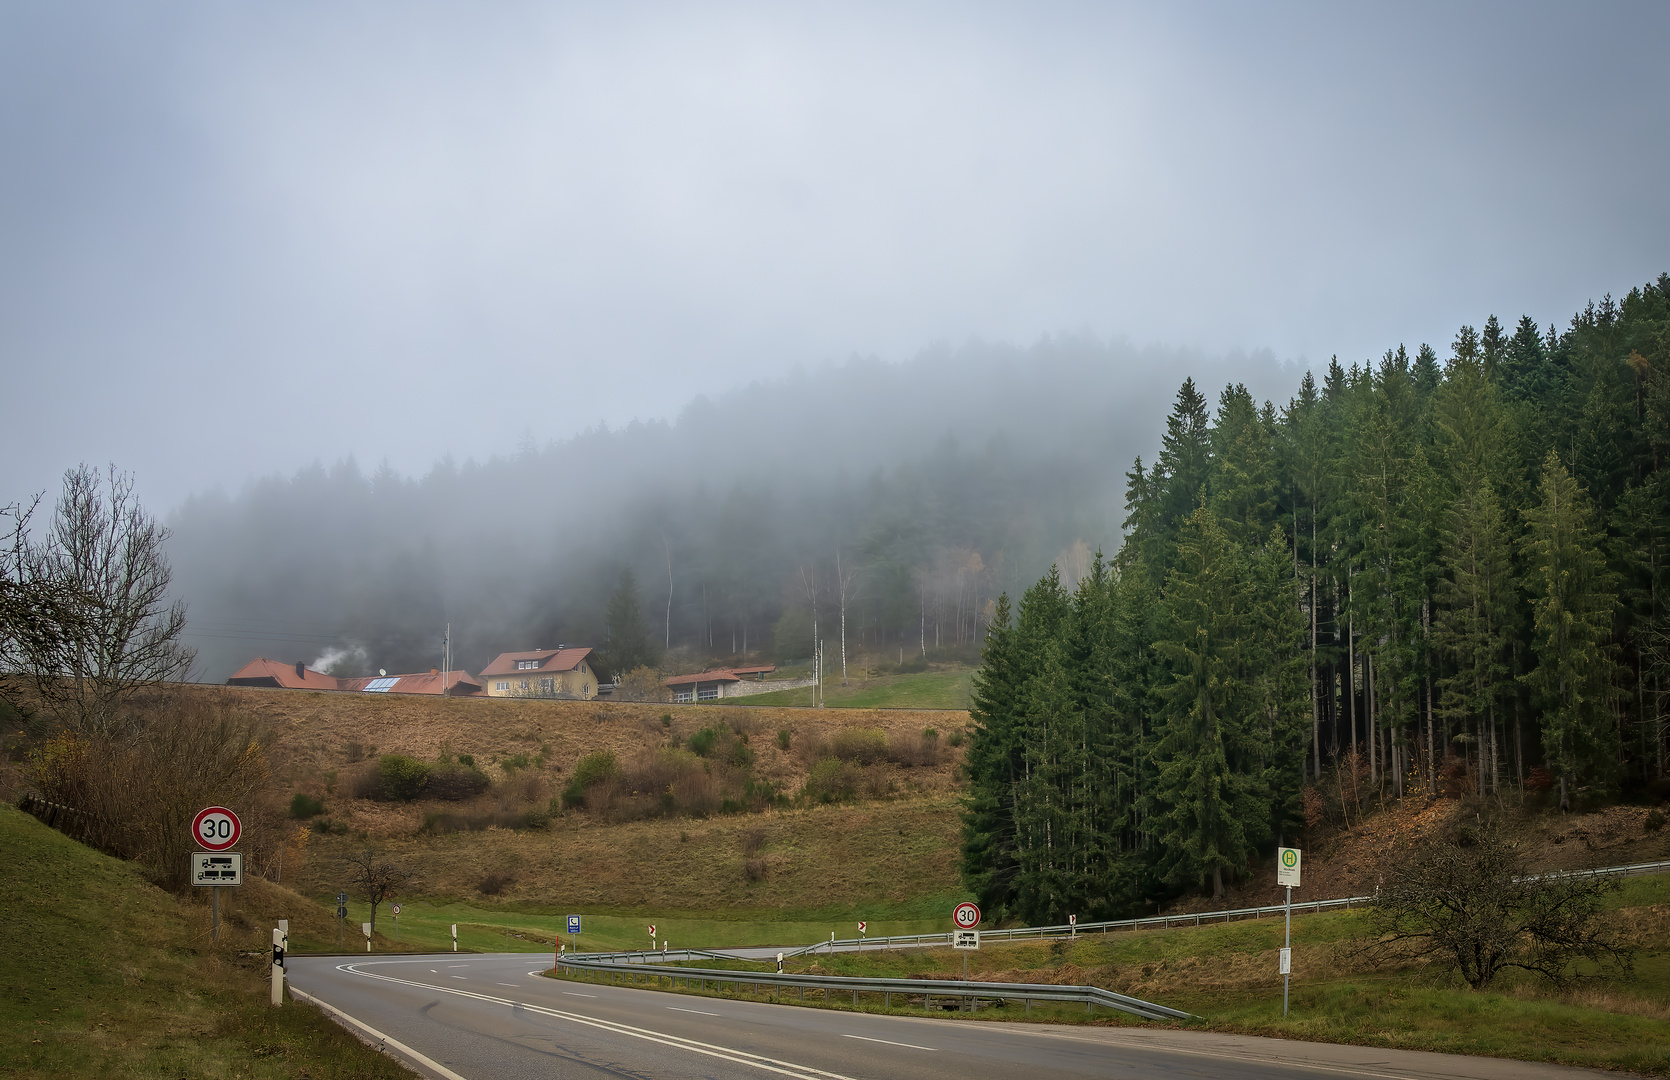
[295,660,306,680]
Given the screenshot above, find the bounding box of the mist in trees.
[165,336,1289,681]
[963,273,1670,919]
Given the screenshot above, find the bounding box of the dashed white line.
[450,976,468,980]
[668,1006,720,1016]
[496,982,521,987]
[841,1034,937,1052]
[562,992,597,998]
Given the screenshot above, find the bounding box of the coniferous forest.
[962,275,1670,922]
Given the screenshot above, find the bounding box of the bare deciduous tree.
[19,465,194,735]
[344,848,414,938]
[1365,818,1634,989]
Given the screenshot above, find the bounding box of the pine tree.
[1523,451,1620,808]
[1151,506,1257,898]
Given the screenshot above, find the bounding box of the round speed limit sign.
[952,902,981,930]
[191,806,241,851]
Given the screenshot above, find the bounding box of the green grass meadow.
[741,668,973,710]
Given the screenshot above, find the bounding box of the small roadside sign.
[567,914,582,935]
[648,924,656,937]
[952,902,981,930]
[1278,847,1302,888]
[191,852,242,886]
[1279,947,1292,975]
[952,929,980,950]
[857,921,866,934]
[392,903,401,915]
[191,807,242,852]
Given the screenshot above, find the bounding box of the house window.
[495,681,510,692]
[517,659,539,670]
[697,685,720,701]
[540,678,554,694]
[520,680,530,691]
[673,689,693,703]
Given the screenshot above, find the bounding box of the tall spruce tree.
[1523,451,1619,808]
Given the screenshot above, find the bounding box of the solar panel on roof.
[363,677,400,692]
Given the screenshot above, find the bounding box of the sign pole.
[1277,847,1300,1016]
[1283,885,1291,1016]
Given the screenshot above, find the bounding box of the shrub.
[457,753,475,768]
[562,751,620,808]
[500,753,533,774]
[375,754,432,800]
[776,728,792,751]
[478,871,517,895]
[289,792,325,819]
[1647,809,1666,833]
[945,728,965,748]
[688,726,722,758]
[803,758,859,804]
[887,728,941,767]
[740,826,766,856]
[428,763,491,801]
[830,727,888,765]
[744,858,767,882]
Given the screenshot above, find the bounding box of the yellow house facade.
[479,646,600,699]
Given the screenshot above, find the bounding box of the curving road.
[285,953,1614,1080]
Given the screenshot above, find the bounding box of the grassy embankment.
[740,667,973,709]
[0,802,418,1080]
[551,874,1670,1076]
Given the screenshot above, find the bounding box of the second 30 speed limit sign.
[192,806,242,851]
[952,902,981,930]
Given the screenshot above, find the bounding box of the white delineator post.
[271,927,286,1006]
[452,923,458,952]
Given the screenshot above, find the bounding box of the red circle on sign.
[192,806,241,851]
[953,902,981,929]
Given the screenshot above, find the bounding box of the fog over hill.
[168,335,1293,682]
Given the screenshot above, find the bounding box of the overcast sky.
[3,1,1666,515]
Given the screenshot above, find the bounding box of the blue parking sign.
[566,914,582,935]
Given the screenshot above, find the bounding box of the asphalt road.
[285,953,1617,1080]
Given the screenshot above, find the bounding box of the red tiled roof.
[728,665,776,677]
[479,647,593,678]
[226,658,483,696]
[226,657,342,691]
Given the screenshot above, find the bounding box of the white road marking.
[841,1034,937,1052]
[667,1006,720,1016]
[430,969,438,973]
[290,985,470,1080]
[496,982,521,987]
[336,962,862,1080]
[450,976,468,980]
[562,992,597,998]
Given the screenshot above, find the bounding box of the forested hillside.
[166,337,1289,682]
[963,275,1670,923]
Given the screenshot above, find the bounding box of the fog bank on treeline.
[167,336,1292,682]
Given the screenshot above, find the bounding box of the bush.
[887,728,941,767]
[375,754,432,801]
[1647,809,1666,833]
[428,763,491,801]
[802,758,860,804]
[289,792,324,819]
[562,751,620,808]
[777,728,792,750]
[688,726,722,758]
[830,727,888,765]
[945,728,965,748]
[744,857,767,882]
[478,871,517,895]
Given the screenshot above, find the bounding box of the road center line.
[562,992,597,998]
[840,1034,937,1052]
[668,1006,720,1016]
[335,962,862,1080]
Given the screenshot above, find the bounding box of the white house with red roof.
[479,646,601,699]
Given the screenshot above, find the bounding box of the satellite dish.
[379,669,387,676]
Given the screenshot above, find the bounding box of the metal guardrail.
[553,858,1670,1024]
[774,857,1670,958]
[555,954,1191,1021]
